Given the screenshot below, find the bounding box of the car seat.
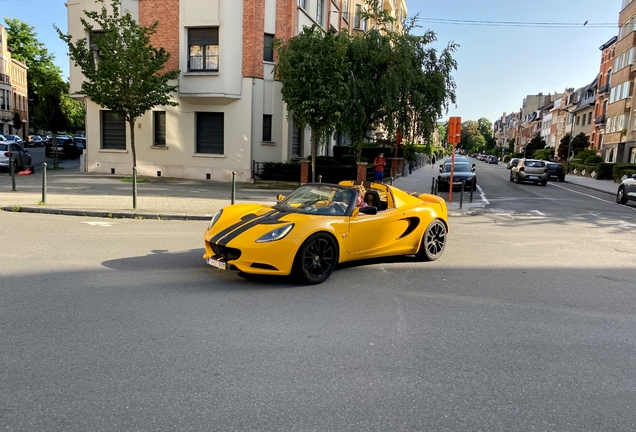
[364,190,384,210]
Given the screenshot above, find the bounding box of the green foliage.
[55,0,180,168]
[12,112,22,130]
[525,134,546,156]
[558,134,571,160]
[571,133,590,155]
[612,163,636,180]
[583,155,603,165]
[596,163,615,180]
[532,149,551,160]
[4,18,75,132]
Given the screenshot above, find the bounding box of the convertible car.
[203,181,449,284]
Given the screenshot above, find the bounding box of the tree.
[477,117,493,141]
[558,134,571,160]
[274,26,351,181]
[437,124,447,146]
[525,134,546,156]
[467,134,486,152]
[3,18,77,133]
[507,137,516,152]
[460,120,480,148]
[570,132,590,156]
[55,0,179,169]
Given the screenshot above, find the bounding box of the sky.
[0,0,622,125]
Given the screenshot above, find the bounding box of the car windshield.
[443,164,472,173]
[278,185,353,215]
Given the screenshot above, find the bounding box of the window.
[0,90,4,110]
[576,116,580,125]
[264,34,274,62]
[298,0,307,9]
[316,0,324,26]
[154,111,166,146]
[89,31,106,64]
[263,114,272,142]
[342,0,349,21]
[582,114,586,125]
[196,112,224,154]
[188,28,219,72]
[588,113,592,125]
[101,111,126,150]
[354,5,361,28]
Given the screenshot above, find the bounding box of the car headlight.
[208,210,222,230]
[255,224,294,243]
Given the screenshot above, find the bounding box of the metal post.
[42,163,47,203]
[434,178,438,195]
[318,175,322,183]
[431,177,435,194]
[459,180,465,209]
[132,167,137,210]
[469,180,474,203]
[231,171,236,205]
[9,153,16,191]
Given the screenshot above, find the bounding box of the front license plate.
[206,257,227,270]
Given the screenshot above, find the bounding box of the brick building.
[592,36,617,152]
[66,0,408,181]
[0,24,29,139]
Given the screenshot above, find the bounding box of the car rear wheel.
[559,176,565,182]
[617,186,628,205]
[294,233,338,284]
[509,174,514,182]
[541,180,547,186]
[416,219,447,261]
[514,175,521,184]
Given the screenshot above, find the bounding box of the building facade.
[593,36,617,152]
[604,0,636,163]
[67,0,408,181]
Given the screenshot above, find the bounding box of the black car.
[616,173,636,205]
[45,136,80,159]
[73,136,86,151]
[437,163,477,191]
[545,161,565,182]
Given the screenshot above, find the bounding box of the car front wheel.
[617,186,628,205]
[294,233,338,284]
[416,219,447,261]
[515,175,521,184]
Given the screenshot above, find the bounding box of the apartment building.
[592,36,617,152]
[604,0,636,163]
[67,0,408,181]
[0,24,28,138]
[568,79,597,142]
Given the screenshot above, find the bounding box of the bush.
[618,169,636,179]
[596,163,615,180]
[260,162,301,181]
[584,155,603,165]
[613,163,636,179]
[315,156,340,167]
[576,149,596,162]
[337,155,358,166]
[533,149,551,160]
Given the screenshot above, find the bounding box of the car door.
[626,176,636,200]
[346,206,412,258]
[9,144,26,168]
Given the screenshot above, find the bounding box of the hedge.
[612,163,636,180]
[596,163,615,180]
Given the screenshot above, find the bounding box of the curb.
[563,180,616,197]
[0,206,212,221]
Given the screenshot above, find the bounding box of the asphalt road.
[2,169,636,431]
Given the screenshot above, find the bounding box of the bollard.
[469,181,474,203]
[42,163,47,204]
[9,154,16,191]
[459,180,465,209]
[318,175,322,183]
[132,167,138,210]
[231,171,236,205]
[431,177,436,194]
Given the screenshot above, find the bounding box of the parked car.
[73,136,86,151]
[27,135,44,147]
[203,181,449,284]
[545,161,565,182]
[616,173,636,205]
[45,135,80,159]
[506,158,520,169]
[0,142,32,172]
[486,155,499,164]
[3,134,24,146]
[509,159,548,186]
[437,162,477,191]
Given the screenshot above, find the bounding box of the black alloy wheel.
[541,180,547,186]
[509,173,514,182]
[617,186,628,205]
[295,233,338,284]
[416,219,447,261]
[515,175,521,184]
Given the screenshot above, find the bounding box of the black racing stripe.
[217,212,289,246]
[210,211,275,244]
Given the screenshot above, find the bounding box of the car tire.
[294,232,338,284]
[559,176,565,182]
[515,175,521,184]
[416,219,447,261]
[617,186,628,205]
[509,174,514,182]
[541,180,547,186]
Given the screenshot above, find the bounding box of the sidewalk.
[0,159,620,220]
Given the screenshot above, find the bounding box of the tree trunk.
[128,119,137,169]
[311,129,316,183]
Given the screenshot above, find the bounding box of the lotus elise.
[203,181,449,284]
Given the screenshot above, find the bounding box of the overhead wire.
[414,18,616,28]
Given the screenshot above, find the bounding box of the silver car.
[616,173,636,205]
[0,140,32,172]
[509,159,548,186]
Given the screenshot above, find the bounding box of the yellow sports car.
[203,180,448,284]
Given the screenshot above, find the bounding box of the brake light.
[519,166,524,172]
[4,152,10,157]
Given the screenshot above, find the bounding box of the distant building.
[0,24,29,138]
[592,36,617,152]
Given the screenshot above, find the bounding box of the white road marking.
[476,185,490,205]
[82,221,116,227]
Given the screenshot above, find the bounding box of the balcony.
[627,97,633,110]
[598,84,609,95]
[594,115,607,124]
[0,73,10,85]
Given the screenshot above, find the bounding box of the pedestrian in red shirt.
[373,152,386,183]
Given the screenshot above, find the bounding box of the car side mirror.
[359,206,378,215]
[632,174,636,180]
[276,194,285,201]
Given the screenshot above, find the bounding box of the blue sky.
[1,0,622,125]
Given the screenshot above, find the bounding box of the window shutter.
[101,111,126,150]
[196,112,224,154]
